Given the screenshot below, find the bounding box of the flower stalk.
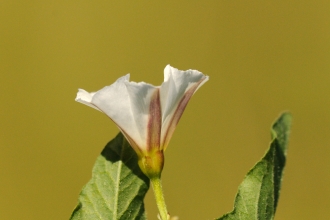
[150,176,168,220]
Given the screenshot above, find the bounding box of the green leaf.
[216,112,292,220]
[70,132,150,220]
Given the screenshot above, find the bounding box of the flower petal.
[125,81,161,152]
[75,89,101,111]
[160,65,209,149]
[86,74,145,154]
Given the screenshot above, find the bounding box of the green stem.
[150,177,168,220]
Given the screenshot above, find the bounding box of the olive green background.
[1,1,329,219]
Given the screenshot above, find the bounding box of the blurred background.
[1,1,329,219]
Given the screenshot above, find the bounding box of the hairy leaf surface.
[70,133,150,220]
[217,112,292,220]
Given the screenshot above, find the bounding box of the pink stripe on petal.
[147,89,162,152]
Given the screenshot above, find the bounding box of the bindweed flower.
[76,65,208,178]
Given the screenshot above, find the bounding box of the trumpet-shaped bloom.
[76,65,208,176]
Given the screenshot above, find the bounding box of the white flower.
[76,65,208,176]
